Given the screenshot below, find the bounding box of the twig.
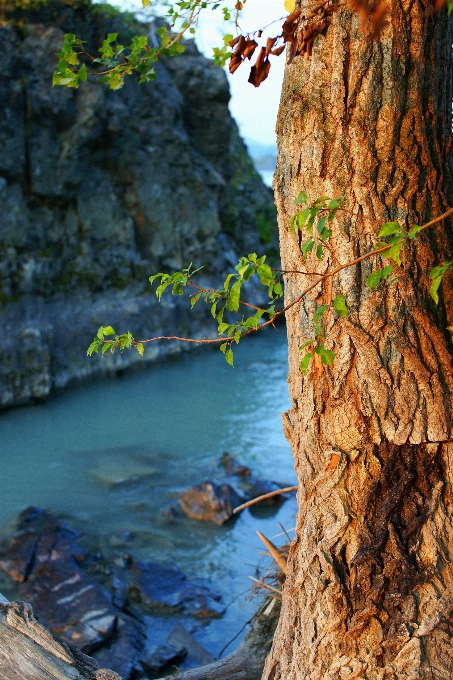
[249,577,282,596]
[256,531,288,575]
[278,522,292,542]
[233,486,298,513]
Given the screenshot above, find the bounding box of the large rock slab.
[20,560,116,653]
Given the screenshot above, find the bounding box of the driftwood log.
[0,593,280,680]
[0,599,121,680]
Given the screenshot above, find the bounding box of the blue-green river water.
[0,328,296,658]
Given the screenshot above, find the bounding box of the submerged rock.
[140,642,186,675]
[246,480,284,506]
[167,623,215,666]
[179,481,243,525]
[220,452,251,477]
[129,559,224,618]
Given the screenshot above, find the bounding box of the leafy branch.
[87,197,453,374]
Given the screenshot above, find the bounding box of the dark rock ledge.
[0,508,223,679]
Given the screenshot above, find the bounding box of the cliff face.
[0,2,277,409]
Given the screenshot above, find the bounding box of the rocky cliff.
[0,1,277,409]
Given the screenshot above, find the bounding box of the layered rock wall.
[0,1,276,408]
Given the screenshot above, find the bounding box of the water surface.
[0,328,296,657]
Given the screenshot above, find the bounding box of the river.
[0,327,296,660]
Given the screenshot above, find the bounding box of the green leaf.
[408,225,422,240]
[220,342,227,353]
[273,282,283,297]
[234,330,241,344]
[313,324,324,338]
[149,273,164,285]
[299,340,314,351]
[257,263,273,286]
[315,345,335,366]
[136,342,144,356]
[191,292,202,308]
[378,221,401,237]
[317,215,327,234]
[381,264,393,280]
[320,227,332,242]
[211,301,218,318]
[78,63,87,82]
[225,349,234,366]
[87,339,101,356]
[429,261,453,280]
[102,341,115,355]
[218,322,230,334]
[299,352,313,374]
[226,279,241,312]
[316,244,324,260]
[430,276,443,305]
[428,262,452,305]
[101,326,115,336]
[297,207,310,229]
[295,190,308,205]
[333,294,348,318]
[367,270,383,289]
[313,304,329,324]
[224,273,234,290]
[97,327,105,340]
[301,240,315,257]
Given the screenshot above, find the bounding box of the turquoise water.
[0,328,295,657]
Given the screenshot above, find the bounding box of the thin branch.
[249,577,282,596]
[233,486,298,513]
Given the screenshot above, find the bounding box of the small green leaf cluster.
[53,34,87,88]
[366,221,408,289]
[213,34,234,67]
[149,263,203,299]
[298,294,348,375]
[290,191,345,261]
[365,221,451,308]
[87,327,144,357]
[149,254,283,365]
[53,25,186,91]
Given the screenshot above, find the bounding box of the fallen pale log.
[0,591,280,680]
[156,595,281,680]
[0,599,121,680]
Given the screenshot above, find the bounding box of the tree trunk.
[263,1,453,678]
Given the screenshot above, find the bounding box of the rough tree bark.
[263,1,453,678]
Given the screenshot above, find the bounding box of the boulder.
[220,452,251,477]
[128,560,224,618]
[179,481,243,525]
